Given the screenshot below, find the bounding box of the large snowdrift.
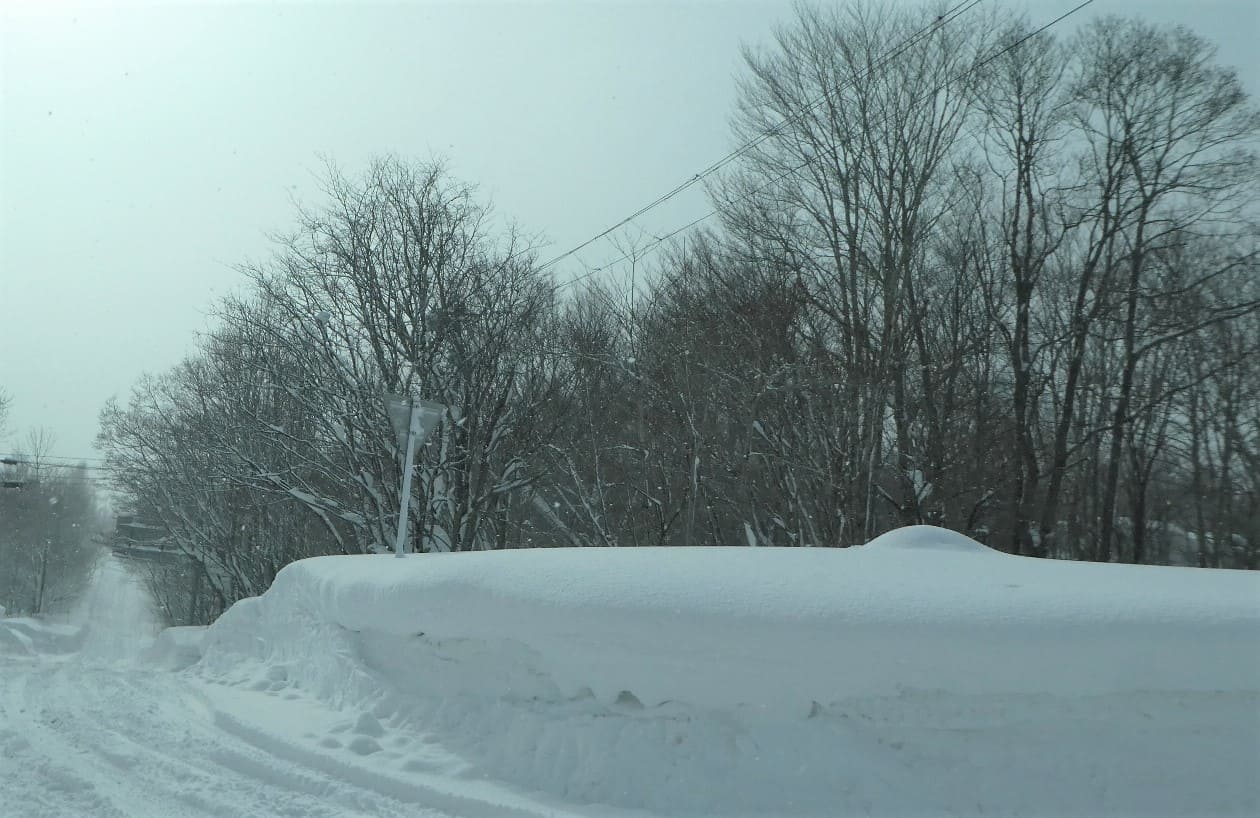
[202,526,1257,709]
[193,526,1260,816]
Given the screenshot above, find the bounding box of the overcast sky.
[1,0,1257,466]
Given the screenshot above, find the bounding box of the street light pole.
[392,403,420,559]
[385,394,445,557]
[312,313,447,558]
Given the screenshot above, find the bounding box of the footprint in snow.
[352,711,385,738]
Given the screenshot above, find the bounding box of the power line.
[1,455,109,470]
[535,0,988,278]
[543,0,1097,290]
[1,452,108,462]
[0,465,323,490]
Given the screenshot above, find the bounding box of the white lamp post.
[385,394,445,557]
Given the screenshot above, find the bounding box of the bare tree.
[238,157,562,552]
[1068,18,1260,561]
[0,388,11,439]
[714,1,993,540]
[973,21,1072,554]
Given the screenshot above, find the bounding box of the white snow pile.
[0,615,82,656]
[864,523,993,552]
[191,525,1260,817]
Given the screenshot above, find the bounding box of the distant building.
[111,514,173,560]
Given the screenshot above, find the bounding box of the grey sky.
[1,0,1257,463]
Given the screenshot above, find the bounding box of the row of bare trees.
[650,4,1260,567]
[540,7,1258,565]
[96,4,1259,622]
[97,159,567,617]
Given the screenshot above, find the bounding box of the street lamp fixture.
[384,394,445,557]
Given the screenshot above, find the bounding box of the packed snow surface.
[4,529,1259,817]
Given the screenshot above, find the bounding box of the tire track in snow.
[206,699,590,818]
[3,661,457,818]
[1,661,184,818]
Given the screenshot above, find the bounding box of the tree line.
[95,4,1260,623]
[0,420,102,618]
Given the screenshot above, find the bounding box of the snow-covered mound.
[0,619,35,655]
[191,526,1260,816]
[864,523,995,553]
[0,615,82,656]
[201,531,1258,707]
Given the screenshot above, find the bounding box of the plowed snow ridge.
[193,526,1260,815]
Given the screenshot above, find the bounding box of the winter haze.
[2,2,1259,817]
[1,0,1257,460]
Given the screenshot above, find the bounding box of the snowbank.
[192,526,1260,815]
[202,528,1258,710]
[0,615,83,656]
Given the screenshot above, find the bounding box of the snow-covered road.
[0,558,445,818]
[0,657,455,818]
[0,559,579,818]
